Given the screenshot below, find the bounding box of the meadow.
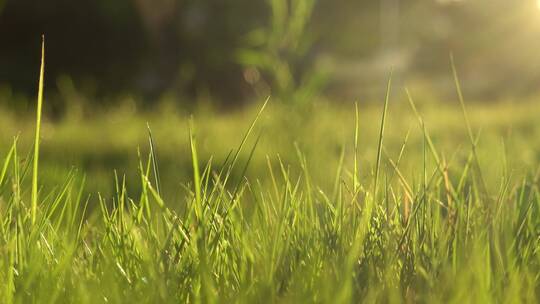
[2,51,540,303]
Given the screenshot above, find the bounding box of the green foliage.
[237,0,326,104]
[2,53,540,302]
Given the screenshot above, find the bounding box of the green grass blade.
[374,70,392,196]
[189,118,203,220]
[147,123,162,196]
[354,101,360,192]
[0,137,17,187]
[31,36,45,224]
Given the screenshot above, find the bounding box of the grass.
[31,36,45,224]
[1,51,540,303]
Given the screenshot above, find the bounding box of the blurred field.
[2,94,540,202]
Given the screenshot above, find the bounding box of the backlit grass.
[1,47,540,303]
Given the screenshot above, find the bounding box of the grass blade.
[31,35,45,224]
[374,70,392,196]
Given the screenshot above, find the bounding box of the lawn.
[2,60,540,302]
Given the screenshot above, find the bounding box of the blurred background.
[2,0,540,110]
[1,0,540,201]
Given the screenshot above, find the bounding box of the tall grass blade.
[374,70,392,195]
[189,118,203,220]
[450,54,488,197]
[31,35,45,224]
[147,123,162,196]
[353,102,360,192]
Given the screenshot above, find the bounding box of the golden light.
[537,0,540,10]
